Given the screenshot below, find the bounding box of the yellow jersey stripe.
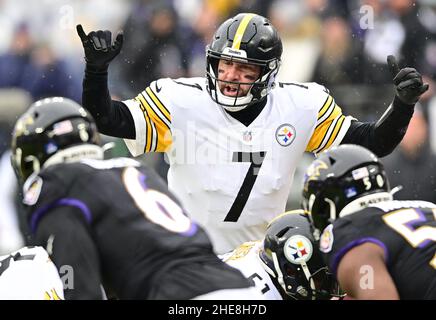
[318,115,345,153]
[317,95,334,121]
[145,87,171,123]
[150,116,157,152]
[136,94,154,152]
[315,102,337,130]
[306,105,342,152]
[313,107,342,151]
[51,288,62,300]
[232,13,256,50]
[139,93,170,132]
[144,108,152,152]
[137,93,172,152]
[142,90,171,135]
[134,96,148,150]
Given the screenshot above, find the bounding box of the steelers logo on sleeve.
[276,124,296,147]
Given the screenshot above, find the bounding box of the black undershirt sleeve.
[82,67,135,139]
[34,206,103,300]
[341,96,415,157]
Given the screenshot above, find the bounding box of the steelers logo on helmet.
[276,124,296,147]
[284,235,313,264]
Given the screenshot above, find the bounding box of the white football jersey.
[123,77,353,253]
[0,246,64,300]
[219,240,282,300]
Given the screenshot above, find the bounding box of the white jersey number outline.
[122,167,193,234]
[382,208,436,269]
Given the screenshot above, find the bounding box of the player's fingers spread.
[114,31,124,49]
[76,24,88,41]
[113,32,124,54]
[393,68,417,84]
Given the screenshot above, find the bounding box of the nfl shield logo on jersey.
[242,130,252,142]
[276,124,296,147]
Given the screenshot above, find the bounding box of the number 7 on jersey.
[224,151,266,222]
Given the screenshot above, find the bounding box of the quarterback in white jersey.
[78,14,428,253]
[220,210,341,300]
[0,246,64,300]
[122,78,347,253]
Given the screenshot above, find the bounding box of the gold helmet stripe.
[232,13,256,50]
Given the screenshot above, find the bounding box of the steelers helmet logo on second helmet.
[284,235,313,264]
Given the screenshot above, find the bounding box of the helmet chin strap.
[216,87,253,112]
[259,249,315,300]
[271,251,287,294]
[273,250,315,299]
[300,261,316,300]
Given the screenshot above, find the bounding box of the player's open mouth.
[223,85,240,97]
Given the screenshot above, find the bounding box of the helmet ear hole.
[310,195,332,232]
[276,227,291,238]
[21,156,40,181]
[264,234,280,252]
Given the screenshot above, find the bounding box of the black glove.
[76,24,123,71]
[387,55,429,105]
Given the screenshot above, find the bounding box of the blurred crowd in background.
[1,0,436,254]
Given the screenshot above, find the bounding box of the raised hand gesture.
[76,24,124,70]
[387,55,429,105]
